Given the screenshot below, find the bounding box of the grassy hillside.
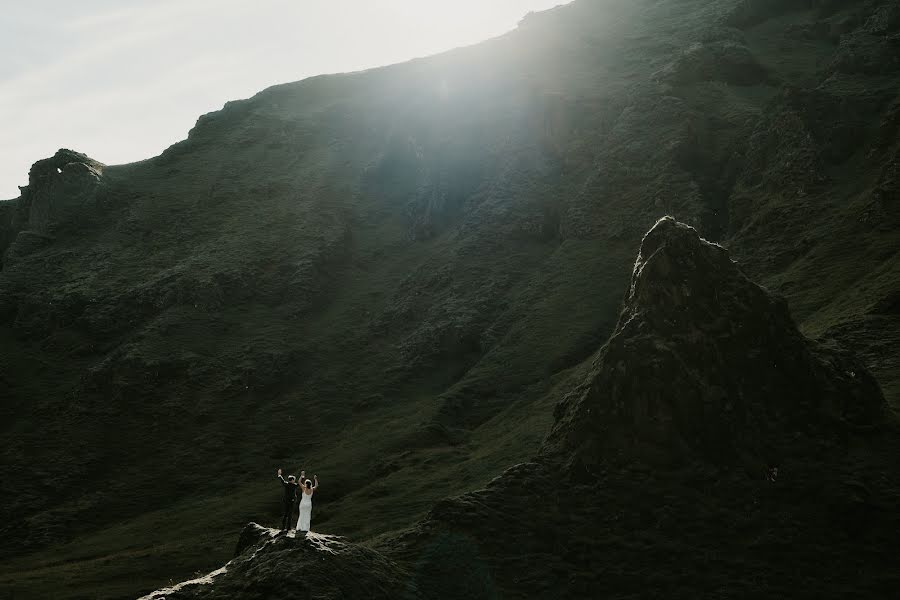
[1,0,897,597]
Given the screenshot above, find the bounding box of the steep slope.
[144,218,900,599]
[1,0,898,597]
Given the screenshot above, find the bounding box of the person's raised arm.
[312,475,319,491]
[276,468,287,485]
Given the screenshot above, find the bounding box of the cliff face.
[1,0,899,597]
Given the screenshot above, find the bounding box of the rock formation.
[3,149,105,243]
[139,524,409,600]
[547,217,886,470]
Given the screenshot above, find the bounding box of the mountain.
[139,217,899,599]
[1,0,898,597]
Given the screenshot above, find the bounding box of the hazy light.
[0,0,570,198]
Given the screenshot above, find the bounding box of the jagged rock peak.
[8,149,106,238]
[547,217,887,470]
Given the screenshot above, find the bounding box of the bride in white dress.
[296,475,318,532]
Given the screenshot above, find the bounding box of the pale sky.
[0,0,569,199]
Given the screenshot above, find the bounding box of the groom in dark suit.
[276,468,302,530]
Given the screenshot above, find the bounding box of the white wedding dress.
[296,491,313,532]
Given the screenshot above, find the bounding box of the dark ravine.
[143,219,900,599]
[1,0,899,597]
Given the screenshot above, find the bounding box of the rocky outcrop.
[1,149,105,265]
[15,149,105,233]
[547,217,886,470]
[139,523,410,600]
